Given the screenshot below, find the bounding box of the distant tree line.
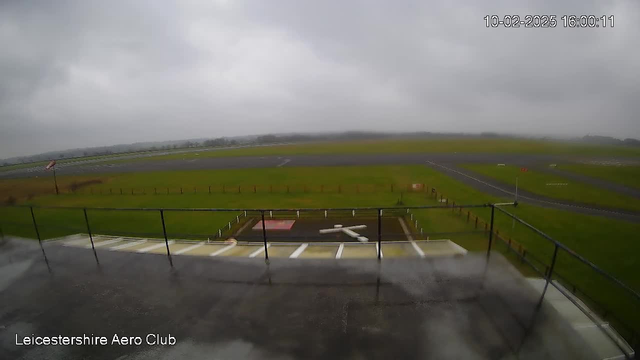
[2,132,639,167]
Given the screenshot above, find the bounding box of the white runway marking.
[398,218,425,258]
[63,237,90,246]
[137,241,174,253]
[249,244,270,258]
[376,243,383,259]
[210,243,236,256]
[290,243,309,258]
[276,159,291,167]
[87,238,123,248]
[110,240,147,250]
[336,243,345,259]
[427,161,637,218]
[174,242,205,255]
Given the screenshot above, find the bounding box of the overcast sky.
[1,0,639,158]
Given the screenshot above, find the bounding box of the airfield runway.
[2,152,638,221]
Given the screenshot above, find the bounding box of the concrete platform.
[47,234,468,259]
[0,237,600,359]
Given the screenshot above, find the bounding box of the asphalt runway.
[426,162,640,222]
[2,152,638,221]
[0,237,597,360]
[0,153,578,179]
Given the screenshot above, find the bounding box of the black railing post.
[29,206,49,266]
[377,209,382,260]
[543,244,560,292]
[83,208,99,264]
[261,211,269,261]
[159,210,173,267]
[487,205,495,256]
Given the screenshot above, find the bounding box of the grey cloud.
[0,0,639,158]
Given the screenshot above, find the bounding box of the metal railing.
[0,202,638,358]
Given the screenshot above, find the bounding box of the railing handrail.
[493,205,640,303]
[0,203,494,212]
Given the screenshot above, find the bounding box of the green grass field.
[1,164,639,339]
[560,164,640,190]
[462,164,640,212]
[100,138,640,164]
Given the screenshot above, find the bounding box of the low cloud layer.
[1,0,639,157]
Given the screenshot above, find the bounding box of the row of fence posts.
[75,184,442,196]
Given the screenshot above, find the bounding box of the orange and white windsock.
[45,160,56,170]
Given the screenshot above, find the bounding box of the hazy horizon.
[1,0,639,158]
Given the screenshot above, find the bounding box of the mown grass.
[1,165,638,340]
[560,164,640,190]
[462,164,640,212]
[102,138,640,164]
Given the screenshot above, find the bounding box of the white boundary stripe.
[398,217,425,258]
[290,243,308,258]
[376,243,383,258]
[276,159,291,167]
[87,238,123,248]
[137,241,174,253]
[427,161,639,218]
[110,240,147,250]
[210,243,236,256]
[174,242,205,255]
[249,244,270,258]
[63,237,91,246]
[336,243,345,259]
[446,240,468,255]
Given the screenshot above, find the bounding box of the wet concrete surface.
[427,162,640,222]
[0,237,598,359]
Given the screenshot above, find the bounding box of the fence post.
[377,209,382,260]
[254,185,256,193]
[261,211,269,261]
[208,185,211,194]
[131,188,134,195]
[452,201,455,211]
[83,208,99,265]
[467,211,470,222]
[238,185,241,193]
[159,210,173,267]
[194,187,197,194]
[180,187,183,194]
[487,205,495,256]
[154,187,157,195]
[29,206,49,266]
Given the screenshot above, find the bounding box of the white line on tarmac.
[110,240,147,250]
[137,241,174,253]
[63,237,91,246]
[290,243,308,258]
[427,161,637,217]
[87,238,123,248]
[376,243,384,259]
[174,242,205,255]
[276,159,291,167]
[210,243,236,256]
[249,244,270,258]
[336,243,344,259]
[398,217,425,258]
